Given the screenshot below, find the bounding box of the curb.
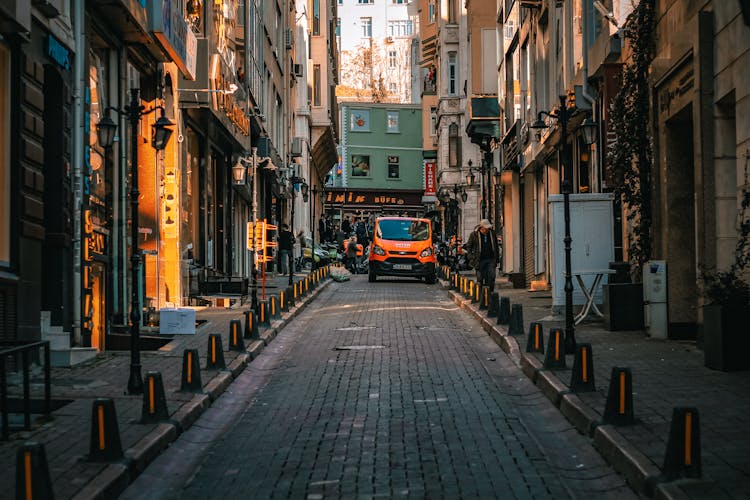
[441,278,671,498]
[74,276,331,499]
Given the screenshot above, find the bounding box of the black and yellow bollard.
[206,333,226,369]
[497,296,511,325]
[473,283,481,303]
[663,407,701,480]
[479,286,490,310]
[526,322,545,354]
[487,292,500,318]
[279,290,288,312]
[543,328,567,370]
[88,398,123,462]
[286,286,295,307]
[258,301,270,327]
[228,319,245,351]
[15,442,53,499]
[267,296,278,319]
[603,367,634,426]
[244,309,259,339]
[141,371,170,423]
[570,343,595,392]
[305,276,310,294]
[508,304,524,335]
[179,348,203,393]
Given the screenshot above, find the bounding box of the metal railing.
[0,340,51,440]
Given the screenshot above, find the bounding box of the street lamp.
[288,174,306,286]
[96,88,174,395]
[234,146,275,311]
[530,95,597,354]
[465,160,475,186]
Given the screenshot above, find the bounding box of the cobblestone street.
[125,276,634,499]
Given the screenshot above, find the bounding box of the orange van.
[368,217,437,284]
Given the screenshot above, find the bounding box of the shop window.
[0,42,9,266]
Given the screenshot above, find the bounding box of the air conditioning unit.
[285,28,293,50]
[291,137,304,158]
[293,63,303,77]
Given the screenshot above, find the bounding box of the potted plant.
[701,151,750,371]
[701,266,750,371]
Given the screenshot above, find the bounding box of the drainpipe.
[71,0,85,345]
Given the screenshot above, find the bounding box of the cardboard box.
[159,308,196,335]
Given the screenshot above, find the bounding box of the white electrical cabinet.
[549,193,615,310]
[643,260,668,339]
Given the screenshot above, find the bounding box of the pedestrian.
[345,236,359,273]
[335,225,346,253]
[278,223,294,275]
[342,216,352,235]
[318,217,327,243]
[463,219,500,291]
[297,228,306,250]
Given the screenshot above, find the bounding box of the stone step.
[50,347,98,367]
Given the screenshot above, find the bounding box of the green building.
[327,103,432,223]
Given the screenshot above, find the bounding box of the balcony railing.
[1,341,51,440]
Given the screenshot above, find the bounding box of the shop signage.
[83,211,107,260]
[149,0,197,80]
[45,35,70,70]
[424,160,436,197]
[209,55,250,136]
[325,190,423,207]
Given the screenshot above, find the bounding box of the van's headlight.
[372,245,386,256]
[420,247,433,257]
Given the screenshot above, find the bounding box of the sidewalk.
[446,271,750,499]
[0,268,330,499]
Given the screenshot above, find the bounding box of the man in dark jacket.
[278,224,294,275]
[464,219,500,291]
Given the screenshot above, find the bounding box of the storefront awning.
[312,127,338,180]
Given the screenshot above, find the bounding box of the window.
[388,50,397,68]
[313,64,321,106]
[351,154,370,176]
[387,111,399,132]
[358,0,373,4]
[387,156,400,178]
[428,1,436,23]
[448,122,461,168]
[448,52,457,96]
[389,82,397,94]
[361,17,372,37]
[350,109,370,131]
[313,0,320,35]
[0,42,9,265]
[448,0,457,23]
[392,0,407,3]
[430,107,437,136]
[336,18,341,36]
[387,20,413,37]
[338,0,342,3]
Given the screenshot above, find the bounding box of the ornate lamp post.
[233,146,275,311]
[531,95,597,354]
[97,89,174,395]
[288,174,306,285]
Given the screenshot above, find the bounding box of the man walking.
[464,219,500,291]
[278,223,294,275]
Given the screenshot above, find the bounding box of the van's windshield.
[377,219,430,241]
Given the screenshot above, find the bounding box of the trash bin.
[602,262,644,331]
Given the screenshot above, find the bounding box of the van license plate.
[393,264,411,270]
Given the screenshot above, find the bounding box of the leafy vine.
[606,0,656,281]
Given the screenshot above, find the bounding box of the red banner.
[424,160,437,196]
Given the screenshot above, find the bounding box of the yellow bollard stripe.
[211,337,216,362]
[619,371,626,414]
[534,331,540,350]
[187,352,192,383]
[98,405,105,450]
[685,412,692,465]
[555,333,560,360]
[24,451,32,500]
[149,376,155,413]
[582,347,588,382]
